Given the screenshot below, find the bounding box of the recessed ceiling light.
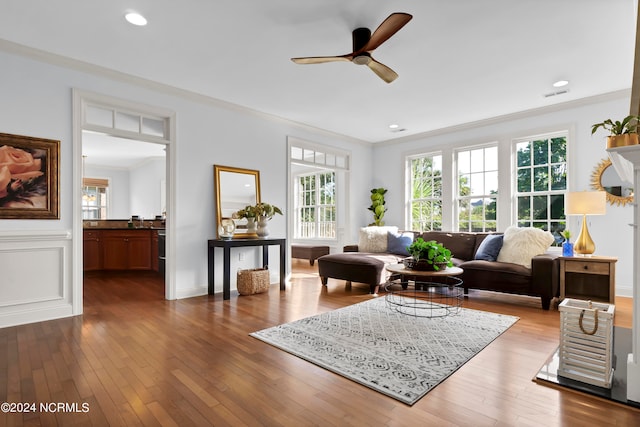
[389,124,399,129]
[125,12,147,26]
[553,80,569,88]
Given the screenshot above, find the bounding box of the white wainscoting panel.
[0,230,73,328]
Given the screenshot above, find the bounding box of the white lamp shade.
[565,191,607,215]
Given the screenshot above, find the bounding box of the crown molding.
[376,89,631,147]
[1,38,630,149]
[0,38,367,146]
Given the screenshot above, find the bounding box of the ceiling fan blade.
[367,59,398,83]
[291,55,351,64]
[362,13,413,52]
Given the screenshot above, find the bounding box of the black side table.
[208,238,287,300]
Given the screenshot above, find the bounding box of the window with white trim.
[408,154,443,231]
[82,177,108,219]
[296,172,336,239]
[456,145,498,232]
[290,140,348,240]
[515,134,567,243]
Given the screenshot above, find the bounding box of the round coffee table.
[384,264,464,318]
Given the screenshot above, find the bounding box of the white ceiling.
[1,0,637,144]
[82,132,166,168]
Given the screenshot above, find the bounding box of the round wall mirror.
[590,158,634,206]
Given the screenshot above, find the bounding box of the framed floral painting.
[0,132,59,219]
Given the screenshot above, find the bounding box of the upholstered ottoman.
[317,252,404,295]
[292,244,329,266]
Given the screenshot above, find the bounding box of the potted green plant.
[406,237,453,271]
[254,202,283,219]
[561,230,573,257]
[232,205,258,220]
[368,187,387,226]
[253,202,282,238]
[591,114,640,148]
[232,205,259,234]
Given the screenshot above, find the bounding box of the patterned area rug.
[251,297,518,405]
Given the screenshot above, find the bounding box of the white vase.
[246,217,257,234]
[256,216,269,238]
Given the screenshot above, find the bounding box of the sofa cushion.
[358,226,398,253]
[387,231,414,256]
[474,234,504,261]
[497,226,554,268]
[459,260,532,293]
[420,231,478,261]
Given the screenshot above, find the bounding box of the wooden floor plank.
[0,265,638,425]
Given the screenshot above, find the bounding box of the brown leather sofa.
[317,230,559,309]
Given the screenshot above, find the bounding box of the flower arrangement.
[254,202,283,219]
[232,205,259,219]
[561,229,573,257]
[232,203,282,220]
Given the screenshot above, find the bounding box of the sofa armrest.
[531,253,559,300]
[343,244,359,252]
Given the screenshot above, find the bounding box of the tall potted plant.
[368,187,387,226]
[591,114,640,148]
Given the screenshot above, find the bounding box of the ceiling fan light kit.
[291,12,413,83]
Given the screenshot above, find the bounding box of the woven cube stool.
[237,268,270,295]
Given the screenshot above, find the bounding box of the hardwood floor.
[1,262,639,426]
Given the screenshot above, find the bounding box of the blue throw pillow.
[387,231,414,256]
[474,234,504,261]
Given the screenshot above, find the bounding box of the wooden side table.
[559,256,617,303]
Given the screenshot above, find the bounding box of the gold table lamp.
[565,191,606,255]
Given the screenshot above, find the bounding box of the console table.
[208,238,286,300]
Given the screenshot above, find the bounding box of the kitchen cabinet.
[151,230,159,272]
[102,229,152,270]
[83,230,102,271]
[84,229,154,271]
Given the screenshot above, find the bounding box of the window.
[289,138,348,241]
[515,134,567,243]
[295,171,336,239]
[456,146,498,232]
[409,154,443,231]
[84,104,169,141]
[82,178,108,219]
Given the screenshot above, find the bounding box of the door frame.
[72,89,177,313]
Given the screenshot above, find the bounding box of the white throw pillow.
[358,226,398,253]
[496,226,554,268]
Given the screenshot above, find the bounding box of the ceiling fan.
[291,12,413,83]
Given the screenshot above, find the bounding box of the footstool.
[291,244,330,266]
[317,252,404,295]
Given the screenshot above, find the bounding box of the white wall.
[0,47,371,326]
[372,92,634,296]
[129,157,165,220]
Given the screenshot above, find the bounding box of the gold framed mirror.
[590,158,634,207]
[214,165,261,238]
